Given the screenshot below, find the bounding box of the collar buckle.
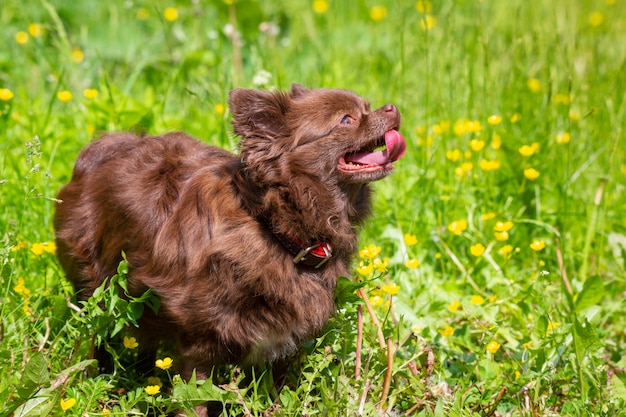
[293,242,333,268]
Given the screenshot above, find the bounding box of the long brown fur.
[54,84,403,415]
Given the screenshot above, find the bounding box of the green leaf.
[334,276,364,306]
[575,275,604,313]
[172,370,233,407]
[610,374,626,402]
[11,390,56,417]
[18,352,49,397]
[534,314,548,338]
[126,301,145,324]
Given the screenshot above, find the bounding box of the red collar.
[265,223,333,268]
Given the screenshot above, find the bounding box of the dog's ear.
[229,88,290,139]
[289,83,309,98]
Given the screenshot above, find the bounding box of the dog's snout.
[383,104,397,113]
[379,103,400,127]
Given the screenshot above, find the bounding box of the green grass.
[1,0,626,415]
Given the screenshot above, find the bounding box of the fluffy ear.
[229,88,291,139]
[289,83,310,98]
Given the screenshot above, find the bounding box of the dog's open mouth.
[339,130,407,173]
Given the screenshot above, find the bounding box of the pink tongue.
[346,130,407,166]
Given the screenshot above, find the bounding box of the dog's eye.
[341,115,355,125]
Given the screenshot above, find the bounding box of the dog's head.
[229,84,405,185]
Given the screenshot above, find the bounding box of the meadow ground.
[1,0,625,415]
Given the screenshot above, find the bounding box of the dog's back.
[54,132,235,296]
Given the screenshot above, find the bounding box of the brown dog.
[54,84,405,414]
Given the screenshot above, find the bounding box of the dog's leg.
[94,343,114,374]
[134,345,158,376]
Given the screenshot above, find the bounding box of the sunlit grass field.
[2,0,626,415]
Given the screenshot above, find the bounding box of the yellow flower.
[356,261,374,276]
[547,321,560,332]
[555,132,571,144]
[519,143,539,157]
[370,6,387,21]
[71,47,84,63]
[569,110,581,121]
[448,300,461,313]
[445,149,462,162]
[60,398,76,411]
[471,295,484,305]
[381,282,400,295]
[494,221,513,232]
[214,103,226,115]
[136,7,150,20]
[123,336,138,349]
[486,340,501,354]
[369,295,384,307]
[31,241,56,255]
[479,159,501,171]
[373,257,389,273]
[405,258,420,269]
[469,139,485,152]
[470,243,485,257]
[147,376,163,387]
[28,23,44,38]
[455,162,473,177]
[589,11,604,26]
[84,88,99,99]
[527,78,541,93]
[521,341,533,349]
[0,88,14,101]
[163,7,179,22]
[491,133,502,150]
[447,219,468,235]
[494,231,509,241]
[530,239,546,251]
[468,120,483,132]
[554,93,571,105]
[155,357,173,370]
[15,31,29,45]
[438,325,455,337]
[524,167,540,180]
[453,119,468,135]
[515,370,521,380]
[417,135,433,147]
[458,120,482,133]
[359,244,381,260]
[432,120,450,134]
[415,0,432,13]
[489,295,497,303]
[11,241,29,251]
[487,115,502,125]
[419,15,437,30]
[498,244,514,256]
[481,212,497,221]
[510,113,522,123]
[144,385,161,395]
[404,233,418,246]
[14,277,31,297]
[57,90,73,102]
[312,0,329,14]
